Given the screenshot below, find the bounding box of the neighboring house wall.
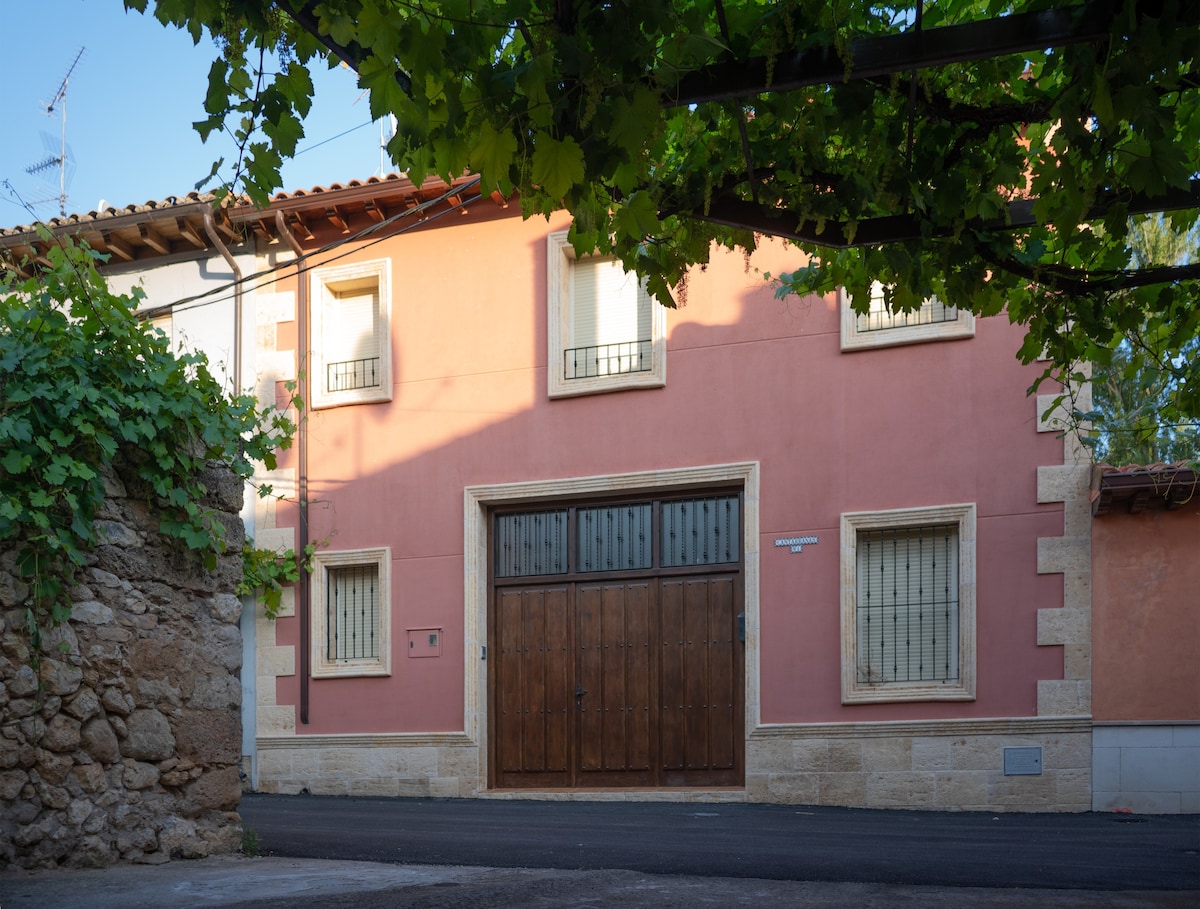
[0,465,245,869]
[244,185,1091,812]
[1091,486,1200,814]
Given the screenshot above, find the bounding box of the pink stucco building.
[2,174,1115,811]
[239,175,1095,810]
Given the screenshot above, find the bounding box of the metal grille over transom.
[578,503,652,571]
[495,510,568,578]
[856,523,959,684]
[661,496,739,567]
[327,564,380,661]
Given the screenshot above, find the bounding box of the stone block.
[1037,680,1091,716]
[1037,607,1090,646]
[1062,643,1091,681]
[1055,768,1092,808]
[765,772,819,805]
[746,739,795,773]
[863,738,912,772]
[122,709,176,761]
[1037,536,1090,576]
[349,778,402,797]
[792,740,830,773]
[950,737,1000,772]
[185,767,242,812]
[1036,465,1089,504]
[257,645,295,678]
[933,771,988,809]
[987,770,1057,808]
[318,748,372,778]
[827,740,862,772]
[867,771,936,807]
[257,705,296,736]
[254,527,295,556]
[817,772,866,807]
[911,738,952,772]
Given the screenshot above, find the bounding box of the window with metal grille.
[311,547,391,678]
[856,524,958,684]
[839,282,974,351]
[840,504,976,703]
[327,564,381,662]
[856,285,959,333]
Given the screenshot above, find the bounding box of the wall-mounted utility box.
[407,628,443,658]
[1003,746,1043,775]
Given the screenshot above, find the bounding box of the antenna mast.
[26,47,85,217]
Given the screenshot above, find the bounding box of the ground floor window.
[840,504,976,703]
[311,548,391,678]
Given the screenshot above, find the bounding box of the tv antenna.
[25,47,85,217]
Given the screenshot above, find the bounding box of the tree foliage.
[0,234,294,643]
[128,0,1199,429]
[1088,215,1200,464]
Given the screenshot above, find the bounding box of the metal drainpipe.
[275,211,311,725]
[201,208,242,395]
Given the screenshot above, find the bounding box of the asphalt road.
[240,793,1200,892]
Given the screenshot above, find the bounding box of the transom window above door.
[494,495,740,579]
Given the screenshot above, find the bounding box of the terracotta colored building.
[1090,465,1200,813]
[2,175,1104,811]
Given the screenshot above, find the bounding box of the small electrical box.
[407,628,443,658]
[1003,746,1043,775]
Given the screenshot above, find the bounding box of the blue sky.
[0,1,388,226]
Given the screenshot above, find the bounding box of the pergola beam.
[671,3,1115,106]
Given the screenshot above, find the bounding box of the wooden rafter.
[103,233,135,261]
[176,217,208,249]
[325,205,349,232]
[138,224,170,256]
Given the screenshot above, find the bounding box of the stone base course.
[0,464,245,868]
[746,720,1092,812]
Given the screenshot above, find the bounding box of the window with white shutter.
[310,259,392,407]
[840,504,976,703]
[547,231,666,398]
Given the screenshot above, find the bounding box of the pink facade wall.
[1092,506,1200,722]
[267,203,1066,735]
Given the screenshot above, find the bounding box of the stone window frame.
[840,503,977,704]
[311,547,392,679]
[839,284,975,352]
[309,258,393,409]
[546,230,667,399]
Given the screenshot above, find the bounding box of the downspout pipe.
[275,211,311,725]
[202,207,243,395]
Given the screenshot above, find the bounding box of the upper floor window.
[840,282,974,351]
[310,259,392,408]
[547,231,666,398]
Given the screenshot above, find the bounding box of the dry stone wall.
[0,464,246,868]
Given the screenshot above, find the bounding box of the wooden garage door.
[490,494,743,789]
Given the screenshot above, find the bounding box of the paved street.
[1,794,1196,908]
[239,793,1200,891]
